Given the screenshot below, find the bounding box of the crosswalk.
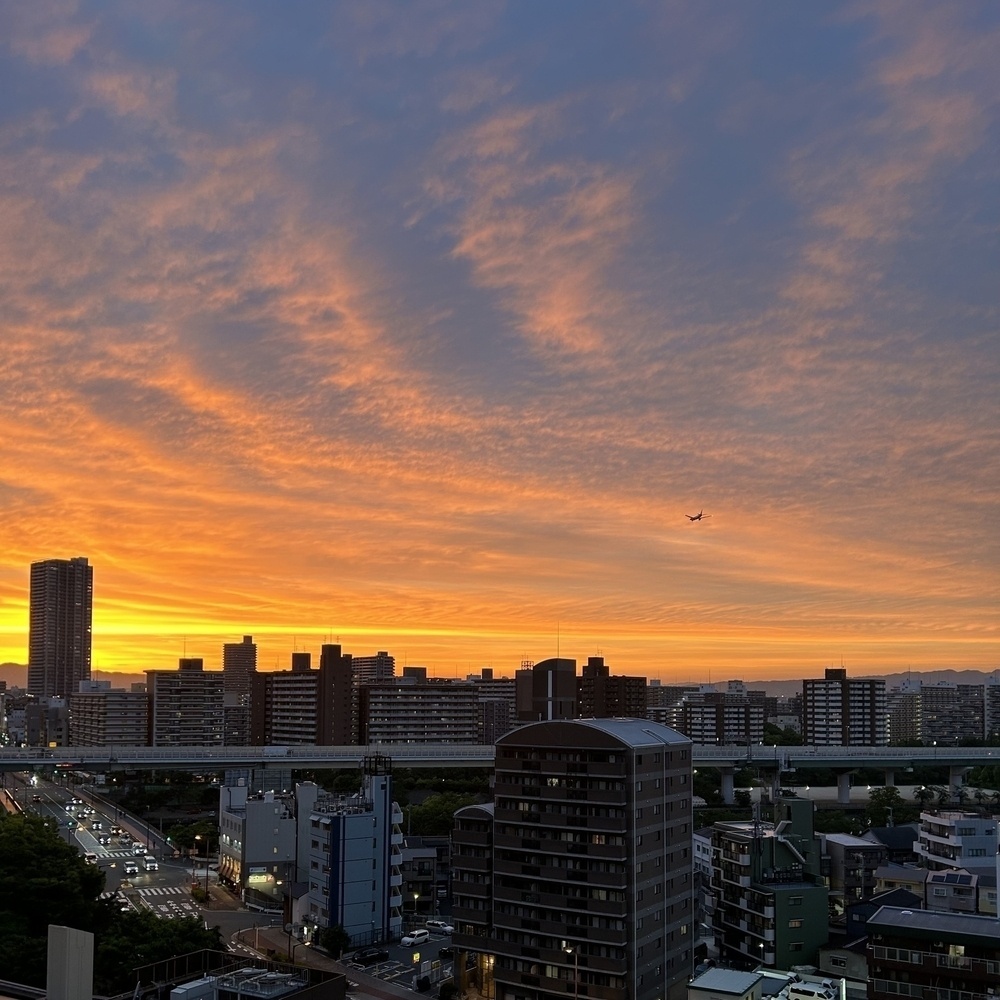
[136,886,186,897]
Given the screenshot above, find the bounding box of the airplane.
[685,510,711,521]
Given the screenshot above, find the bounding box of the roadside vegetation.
[0,810,220,993]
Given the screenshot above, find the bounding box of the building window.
[790,942,803,952]
[789,896,803,906]
[830,957,847,969]
[788,919,803,928]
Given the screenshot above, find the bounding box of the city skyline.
[1,3,997,680]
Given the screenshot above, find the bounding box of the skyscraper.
[223,634,257,745]
[27,557,93,698]
[222,634,257,698]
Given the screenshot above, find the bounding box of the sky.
[0,2,997,683]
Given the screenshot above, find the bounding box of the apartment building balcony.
[719,871,752,888]
[871,946,999,986]
[870,982,994,1000]
[455,880,491,899]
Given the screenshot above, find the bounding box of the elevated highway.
[0,742,994,803]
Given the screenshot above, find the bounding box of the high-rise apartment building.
[69,681,148,746]
[146,658,225,746]
[27,557,93,698]
[886,681,921,744]
[222,635,257,745]
[352,651,396,686]
[677,686,765,745]
[920,682,986,744]
[222,634,257,697]
[577,656,648,719]
[802,668,887,745]
[359,676,479,744]
[249,645,356,746]
[987,678,1000,741]
[468,669,517,744]
[453,718,694,1000]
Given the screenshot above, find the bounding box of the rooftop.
[869,905,1000,947]
[501,717,690,749]
[689,967,763,994]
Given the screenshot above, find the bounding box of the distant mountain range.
[0,663,151,689]
[2,661,996,696]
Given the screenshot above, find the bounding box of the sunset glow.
[0,3,997,682]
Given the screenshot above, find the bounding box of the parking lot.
[345,928,462,992]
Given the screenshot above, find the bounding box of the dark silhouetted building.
[27,557,93,698]
[453,718,694,1000]
[223,634,257,745]
[577,655,647,718]
[516,657,577,721]
[250,644,357,746]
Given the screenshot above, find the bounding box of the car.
[91,820,103,830]
[425,920,454,934]
[438,946,454,959]
[83,852,98,864]
[122,861,139,876]
[401,929,430,947]
[97,835,111,845]
[132,844,146,855]
[353,947,390,965]
[31,794,41,803]
[143,856,158,872]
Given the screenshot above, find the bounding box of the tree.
[405,792,485,836]
[913,785,933,808]
[762,723,803,746]
[865,786,903,828]
[0,812,109,986]
[0,809,220,993]
[316,923,351,959]
[93,909,222,994]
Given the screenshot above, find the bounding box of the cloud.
[427,101,640,355]
[0,1,996,679]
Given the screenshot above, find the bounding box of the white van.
[143,855,158,872]
[787,985,836,1000]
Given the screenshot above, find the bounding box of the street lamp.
[413,892,420,919]
[194,834,211,906]
[562,941,579,1000]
